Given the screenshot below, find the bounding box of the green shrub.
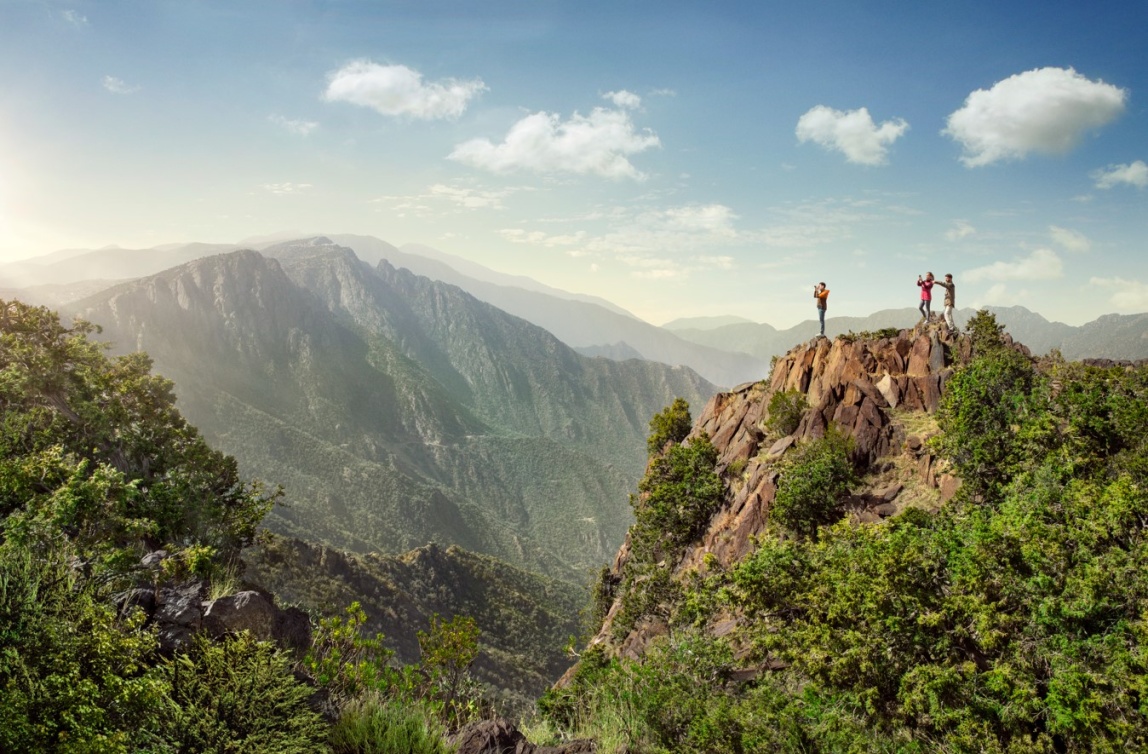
[154,633,327,753]
[417,613,483,728]
[764,389,808,437]
[646,398,692,456]
[771,429,856,538]
[631,435,724,562]
[329,695,451,754]
[0,542,166,754]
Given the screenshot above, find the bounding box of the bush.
[154,633,327,753]
[646,398,692,456]
[771,430,856,538]
[329,694,451,754]
[764,389,808,437]
[631,435,724,562]
[0,542,166,754]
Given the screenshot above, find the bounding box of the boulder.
[203,590,277,640]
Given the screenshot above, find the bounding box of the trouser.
[818,307,826,335]
[919,300,931,320]
[944,305,954,329]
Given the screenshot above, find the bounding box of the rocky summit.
[583,321,1000,664]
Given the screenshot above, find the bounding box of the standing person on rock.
[917,272,934,323]
[814,282,830,337]
[934,273,956,331]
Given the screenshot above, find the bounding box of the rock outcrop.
[449,718,595,754]
[114,551,310,655]
[584,323,978,663]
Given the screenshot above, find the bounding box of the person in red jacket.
[917,272,934,323]
[814,282,830,336]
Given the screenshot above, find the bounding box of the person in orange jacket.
[814,282,830,336]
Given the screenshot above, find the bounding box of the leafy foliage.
[0,543,165,753]
[771,429,857,538]
[551,326,1148,752]
[0,299,278,576]
[646,398,692,456]
[764,389,808,437]
[154,634,327,752]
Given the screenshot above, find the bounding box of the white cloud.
[426,184,517,210]
[102,76,140,95]
[795,106,909,166]
[1092,160,1148,189]
[61,10,88,27]
[450,107,660,180]
[944,67,1127,167]
[604,90,641,109]
[262,182,313,195]
[965,248,1064,282]
[1090,277,1148,311]
[660,204,738,236]
[946,220,976,241]
[269,115,318,136]
[323,61,486,119]
[1049,225,1090,253]
[500,228,586,247]
[373,183,529,214]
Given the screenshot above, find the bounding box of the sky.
[1,0,1146,329]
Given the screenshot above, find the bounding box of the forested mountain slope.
[67,243,717,580]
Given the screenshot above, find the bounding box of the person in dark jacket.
[934,273,956,330]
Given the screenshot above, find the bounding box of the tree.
[647,398,692,456]
[0,299,278,575]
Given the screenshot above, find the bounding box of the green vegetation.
[610,422,724,639]
[764,388,808,437]
[646,397,692,456]
[0,300,495,751]
[771,429,856,538]
[840,327,902,343]
[548,311,1148,752]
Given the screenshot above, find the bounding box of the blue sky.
[1,0,1145,328]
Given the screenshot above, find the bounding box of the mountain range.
[63,239,716,582]
[6,234,1148,389]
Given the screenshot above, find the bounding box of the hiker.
[813,282,829,336]
[917,272,934,323]
[934,273,956,330]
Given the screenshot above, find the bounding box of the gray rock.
[203,590,276,640]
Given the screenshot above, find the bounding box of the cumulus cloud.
[102,76,140,95]
[965,248,1064,282]
[795,106,909,166]
[1090,277,1148,310]
[946,220,976,241]
[604,90,641,109]
[449,107,660,180]
[944,67,1127,167]
[1049,225,1090,253]
[262,182,313,195]
[269,115,318,136]
[1092,160,1148,189]
[323,61,486,119]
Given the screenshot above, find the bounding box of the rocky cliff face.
[584,323,1009,663]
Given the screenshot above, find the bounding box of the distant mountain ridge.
[65,241,717,581]
[6,234,1147,378]
[669,306,1148,363]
